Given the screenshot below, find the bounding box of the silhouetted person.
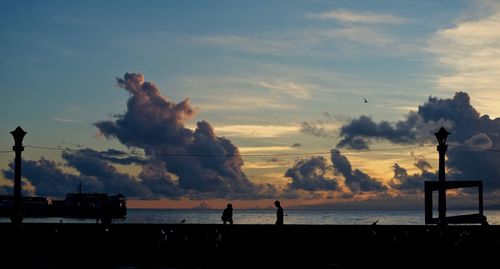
[274,200,283,225]
[221,203,233,224]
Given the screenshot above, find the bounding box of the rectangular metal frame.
[424,181,483,224]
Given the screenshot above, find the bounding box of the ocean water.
[3,209,500,225]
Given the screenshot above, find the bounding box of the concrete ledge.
[1,223,499,268]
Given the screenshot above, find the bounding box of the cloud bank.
[337,92,500,191]
[285,156,340,191]
[3,73,276,199]
[3,75,500,207]
[284,150,386,194]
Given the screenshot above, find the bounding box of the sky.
[1,0,500,209]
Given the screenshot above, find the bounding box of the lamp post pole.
[10,126,27,225]
[434,127,450,226]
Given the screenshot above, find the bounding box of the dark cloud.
[300,121,333,138]
[414,157,432,172]
[2,73,279,200]
[95,73,271,199]
[337,92,500,192]
[265,157,288,167]
[280,188,302,199]
[1,150,155,198]
[139,160,184,198]
[283,150,388,194]
[330,149,387,193]
[74,148,147,165]
[388,162,435,192]
[336,136,369,150]
[340,192,355,199]
[417,92,480,142]
[61,150,152,198]
[299,113,351,142]
[2,158,101,197]
[284,156,340,191]
[266,157,283,163]
[96,73,197,150]
[337,113,428,149]
[335,93,480,149]
[337,92,487,148]
[291,142,302,148]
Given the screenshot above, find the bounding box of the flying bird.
[364,98,368,103]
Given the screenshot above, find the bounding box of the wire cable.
[4,144,496,158]
[24,144,436,158]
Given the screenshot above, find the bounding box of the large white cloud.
[429,8,500,116]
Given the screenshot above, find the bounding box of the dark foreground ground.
[1,223,499,268]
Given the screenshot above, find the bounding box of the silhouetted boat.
[0,188,126,221]
[50,192,127,219]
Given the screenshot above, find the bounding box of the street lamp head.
[434,127,450,145]
[10,126,27,145]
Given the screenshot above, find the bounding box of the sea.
[2,209,500,225]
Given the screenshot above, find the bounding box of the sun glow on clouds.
[249,172,290,188]
[243,162,288,169]
[215,124,299,138]
[430,8,500,117]
[238,146,293,153]
[344,149,436,182]
[197,96,296,111]
[179,75,312,110]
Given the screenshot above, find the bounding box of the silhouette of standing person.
[274,200,284,226]
[221,203,233,224]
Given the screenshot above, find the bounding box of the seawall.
[1,223,499,268]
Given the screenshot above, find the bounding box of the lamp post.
[10,126,27,225]
[434,127,450,226]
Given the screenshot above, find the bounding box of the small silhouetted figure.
[274,200,284,226]
[364,98,368,103]
[221,203,233,224]
[371,219,379,225]
[481,215,489,226]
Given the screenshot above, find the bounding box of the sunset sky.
[2,0,500,209]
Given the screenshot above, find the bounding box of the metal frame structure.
[424,180,484,224]
[424,127,486,225]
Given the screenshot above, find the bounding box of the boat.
[0,185,126,221]
[50,192,127,220]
